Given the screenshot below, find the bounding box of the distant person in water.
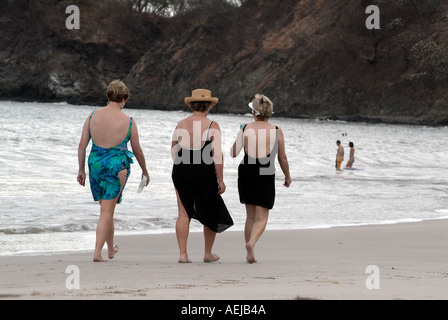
[335,140,344,171]
[345,142,355,168]
[77,80,150,262]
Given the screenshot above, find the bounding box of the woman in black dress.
[231,94,292,263]
[172,89,233,263]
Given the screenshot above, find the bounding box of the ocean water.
[1,101,447,256]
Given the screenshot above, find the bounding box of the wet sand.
[0,220,447,300]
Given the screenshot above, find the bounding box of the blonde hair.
[106,80,130,103]
[252,94,273,120]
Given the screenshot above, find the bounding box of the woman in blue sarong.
[77,80,149,262]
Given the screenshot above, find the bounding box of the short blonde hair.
[106,80,130,103]
[252,94,273,120]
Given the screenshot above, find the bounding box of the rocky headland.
[1,0,447,125]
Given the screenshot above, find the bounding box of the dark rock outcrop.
[1,0,447,125]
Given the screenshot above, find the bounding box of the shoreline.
[1,219,447,300]
[2,99,447,127]
[2,218,447,258]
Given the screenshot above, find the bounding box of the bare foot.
[178,254,192,263]
[203,253,220,263]
[108,245,119,259]
[245,243,257,264]
[93,256,108,263]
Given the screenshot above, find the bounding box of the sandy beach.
[0,219,447,301]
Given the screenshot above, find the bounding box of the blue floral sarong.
[88,112,134,204]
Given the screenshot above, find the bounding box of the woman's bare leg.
[175,189,192,263]
[94,199,117,262]
[93,170,127,262]
[203,226,219,262]
[246,206,269,264]
[244,204,256,244]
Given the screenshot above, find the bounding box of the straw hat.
[185,89,219,108]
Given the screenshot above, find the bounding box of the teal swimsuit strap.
[127,118,133,140]
[89,110,96,137]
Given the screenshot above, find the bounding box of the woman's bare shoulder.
[177,117,193,127]
[210,119,221,130]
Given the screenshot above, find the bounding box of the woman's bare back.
[176,116,214,150]
[243,122,277,159]
[90,107,132,149]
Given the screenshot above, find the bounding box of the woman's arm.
[130,120,150,185]
[171,124,181,162]
[210,122,226,194]
[277,127,292,188]
[77,116,91,187]
[230,125,245,158]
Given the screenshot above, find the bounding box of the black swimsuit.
[172,121,233,233]
[238,125,279,210]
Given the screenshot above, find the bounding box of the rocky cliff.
[1,0,447,125]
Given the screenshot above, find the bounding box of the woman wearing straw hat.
[231,94,292,263]
[171,89,234,263]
